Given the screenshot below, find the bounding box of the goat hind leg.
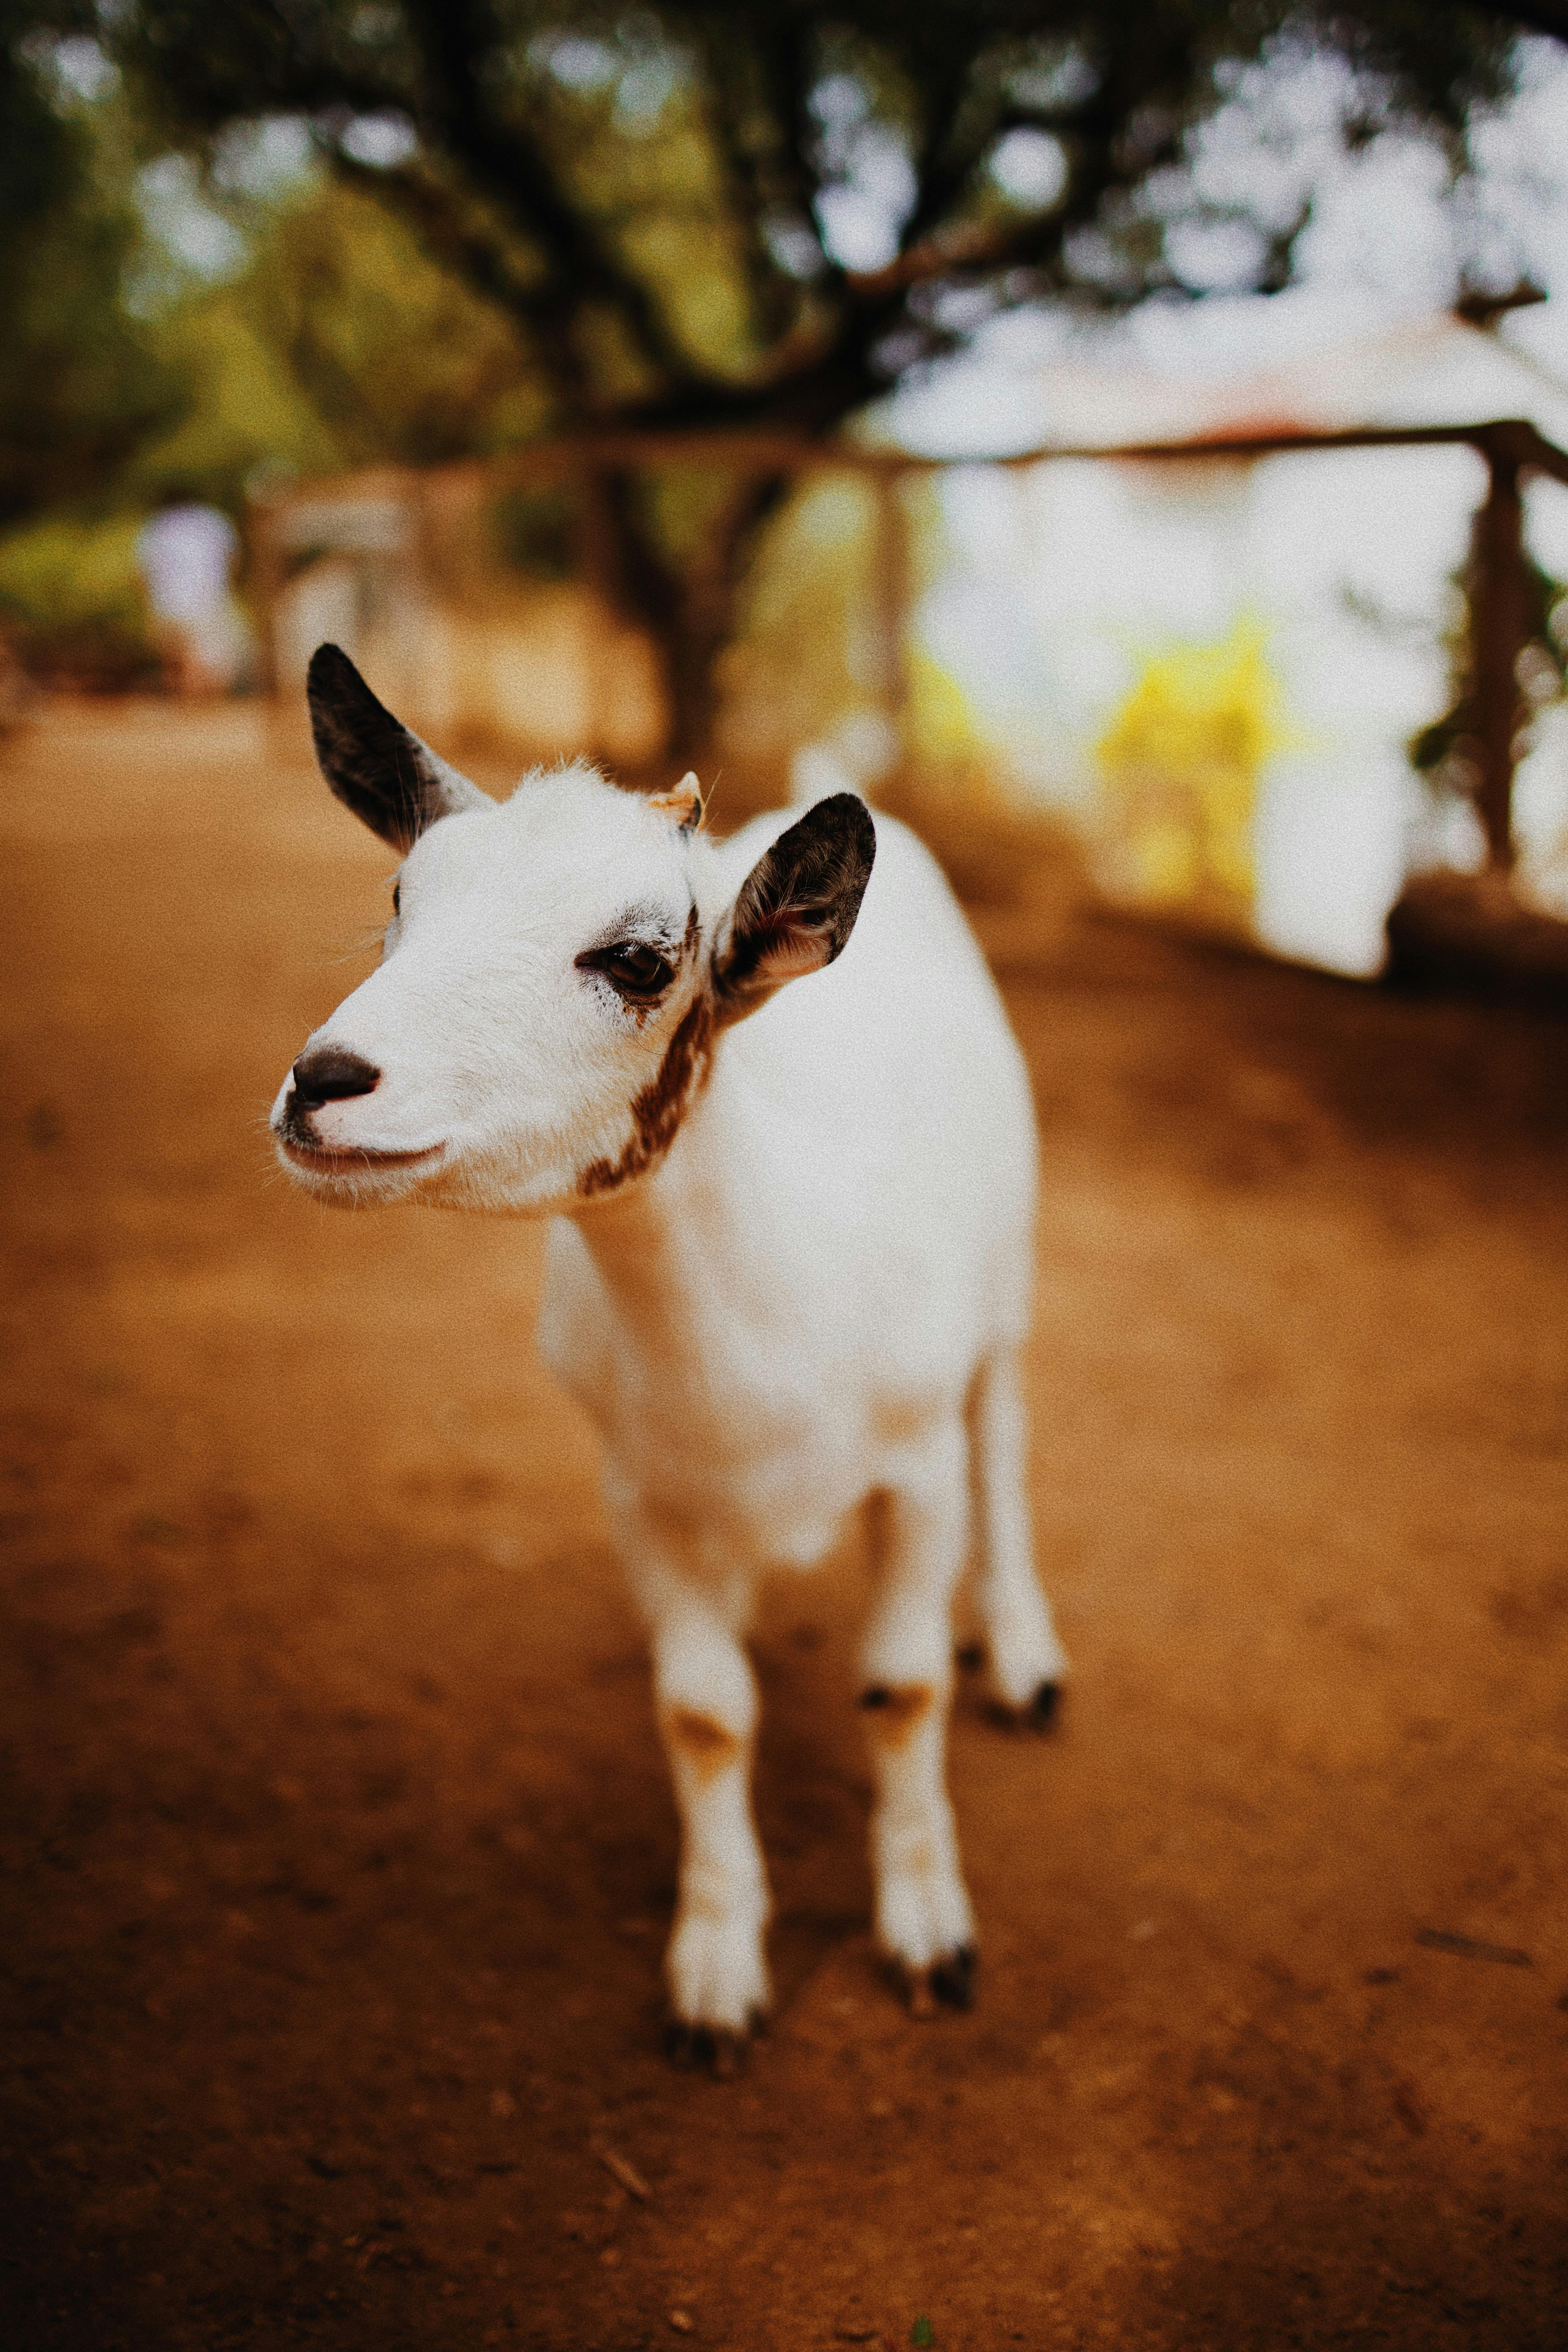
[968,1345,1069,1723]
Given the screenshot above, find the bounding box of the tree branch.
[750,13,830,268]
[1471,0,1568,41]
[686,20,804,350]
[331,151,583,407]
[894,24,1003,254]
[398,0,711,396]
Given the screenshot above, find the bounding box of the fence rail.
[250,415,1568,866]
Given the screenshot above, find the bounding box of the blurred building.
[892,305,1568,974]
[257,466,667,769]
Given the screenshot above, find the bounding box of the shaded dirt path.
[2,703,1566,2352]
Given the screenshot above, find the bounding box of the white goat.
[272,645,1068,2067]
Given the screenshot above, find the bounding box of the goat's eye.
[391,882,401,916]
[610,943,671,992]
[577,941,675,999]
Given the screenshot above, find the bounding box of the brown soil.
[3,702,1566,2352]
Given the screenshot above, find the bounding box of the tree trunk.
[576,464,793,766]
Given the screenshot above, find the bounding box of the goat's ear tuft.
[648,771,703,832]
[712,792,875,1027]
[306,643,489,851]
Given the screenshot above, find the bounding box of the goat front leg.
[860,1429,976,2015]
[629,1557,770,2071]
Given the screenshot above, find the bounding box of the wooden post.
[1470,444,1527,871]
[872,473,910,744]
[575,468,625,609]
[244,493,287,698]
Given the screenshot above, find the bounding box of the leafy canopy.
[107,1,1559,441]
[0,1,181,525]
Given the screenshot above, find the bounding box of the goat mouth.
[277,1136,446,1175]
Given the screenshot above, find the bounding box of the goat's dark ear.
[712,793,876,1027]
[306,643,489,851]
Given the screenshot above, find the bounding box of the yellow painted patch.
[1095,619,1287,925]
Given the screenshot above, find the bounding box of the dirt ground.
[2,700,1565,2352]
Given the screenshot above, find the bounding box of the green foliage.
[0,510,157,682]
[0,0,1554,726]
[0,16,183,526]
[100,0,1530,441]
[0,26,552,665]
[134,176,551,510]
[1409,550,1568,799]
[0,1,91,232]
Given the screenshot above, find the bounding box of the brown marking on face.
[664,1707,741,1782]
[859,1681,935,1748]
[578,981,714,1197]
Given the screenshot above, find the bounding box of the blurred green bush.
[0,512,158,687]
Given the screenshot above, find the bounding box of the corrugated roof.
[886,302,1568,459]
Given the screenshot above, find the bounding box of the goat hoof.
[663,2020,753,2078]
[905,1946,976,2018]
[932,1944,977,2010]
[986,1681,1065,1734]
[709,2029,747,2080]
[664,2019,708,2071]
[1029,1680,1063,1731]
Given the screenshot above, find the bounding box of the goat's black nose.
[290,1046,380,1112]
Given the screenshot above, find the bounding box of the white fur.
[272,758,1067,2037]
